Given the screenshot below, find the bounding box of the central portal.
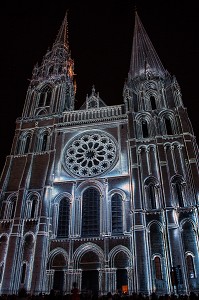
[81,270,99,296]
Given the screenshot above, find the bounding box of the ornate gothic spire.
[128,11,166,80]
[53,10,69,49]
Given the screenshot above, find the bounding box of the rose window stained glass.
[63,132,118,177]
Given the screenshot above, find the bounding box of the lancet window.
[57,197,70,238]
[111,193,123,234]
[81,187,100,237]
[26,194,39,219]
[38,85,52,107]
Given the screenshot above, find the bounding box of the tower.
[0,9,199,296]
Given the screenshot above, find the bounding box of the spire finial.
[53,10,69,48]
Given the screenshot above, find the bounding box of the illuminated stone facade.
[0,11,199,296]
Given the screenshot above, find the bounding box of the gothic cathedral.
[0,10,199,297]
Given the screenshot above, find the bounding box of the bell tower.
[22,11,76,118]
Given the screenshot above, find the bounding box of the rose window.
[63,132,118,177]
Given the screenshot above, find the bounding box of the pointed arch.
[38,84,53,107]
[25,192,40,219]
[108,245,132,268]
[135,113,153,139]
[73,242,104,270]
[159,110,176,136]
[5,194,17,219]
[47,247,68,269]
[35,128,51,152]
[16,131,33,154]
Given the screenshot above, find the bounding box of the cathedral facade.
[0,10,199,296]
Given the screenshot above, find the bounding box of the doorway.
[53,270,64,292]
[116,269,128,292]
[81,270,99,295]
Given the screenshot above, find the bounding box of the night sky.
[0,0,198,172]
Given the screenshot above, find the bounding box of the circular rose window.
[63,131,118,177]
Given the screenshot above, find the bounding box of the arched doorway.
[50,252,67,293]
[53,270,64,292]
[114,251,129,293]
[79,251,100,296]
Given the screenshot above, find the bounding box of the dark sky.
[0,0,198,172]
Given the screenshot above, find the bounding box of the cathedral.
[0,8,199,297]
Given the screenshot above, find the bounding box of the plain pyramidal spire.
[128,10,166,80]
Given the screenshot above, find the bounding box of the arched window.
[150,96,156,110]
[30,195,38,219]
[82,187,100,237]
[45,91,52,106]
[39,93,45,106]
[154,256,162,280]
[172,177,184,207]
[38,86,52,107]
[57,197,70,238]
[186,255,195,279]
[26,195,39,219]
[148,183,156,209]
[165,117,173,135]
[111,193,123,234]
[6,196,17,219]
[142,120,149,138]
[24,135,31,153]
[176,182,184,206]
[145,178,159,210]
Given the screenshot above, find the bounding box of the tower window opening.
[149,184,156,209]
[41,133,48,151]
[174,181,184,207]
[165,117,173,135]
[24,135,31,153]
[39,93,45,106]
[142,120,149,138]
[150,96,156,110]
[30,196,38,219]
[38,86,52,107]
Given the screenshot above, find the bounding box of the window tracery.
[63,132,118,177]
